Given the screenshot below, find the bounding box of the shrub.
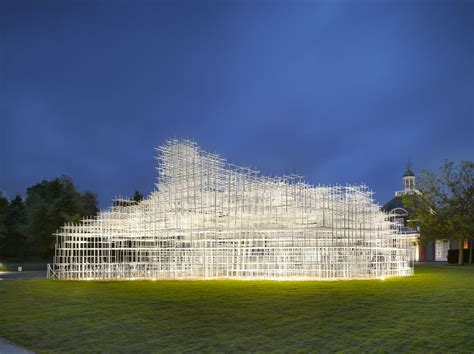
[447,249,472,264]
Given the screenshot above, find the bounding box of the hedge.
[447,249,473,264]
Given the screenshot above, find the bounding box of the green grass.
[1,265,473,353]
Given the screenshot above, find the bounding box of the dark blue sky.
[1,0,473,208]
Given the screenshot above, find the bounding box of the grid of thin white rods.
[49,139,414,280]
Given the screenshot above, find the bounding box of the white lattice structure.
[48,139,414,280]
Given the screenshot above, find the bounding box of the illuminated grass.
[0,265,473,352]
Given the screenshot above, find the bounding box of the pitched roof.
[382,193,431,216]
[381,196,405,213]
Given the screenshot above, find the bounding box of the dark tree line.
[0,176,99,259]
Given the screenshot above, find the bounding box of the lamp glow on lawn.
[48,139,414,281]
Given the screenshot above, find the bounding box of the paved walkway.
[0,271,46,281]
[0,337,34,354]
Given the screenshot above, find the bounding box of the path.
[0,337,34,354]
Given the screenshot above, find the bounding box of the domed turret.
[403,168,415,177]
[402,164,415,193]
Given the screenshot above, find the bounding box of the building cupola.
[402,164,416,194]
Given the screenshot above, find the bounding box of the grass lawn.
[1,265,473,353]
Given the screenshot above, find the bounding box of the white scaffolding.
[48,139,414,280]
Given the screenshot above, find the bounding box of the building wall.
[418,241,436,262]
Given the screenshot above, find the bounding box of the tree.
[132,190,144,203]
[112,190,144,207]
[3,195,27,258]
[24,176,99,258]
[404,161,474,265]
[0,193,9,258]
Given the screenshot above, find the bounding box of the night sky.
[2,0,473,208]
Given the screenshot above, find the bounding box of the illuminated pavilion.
[48,139,414,280]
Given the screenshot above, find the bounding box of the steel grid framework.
[48,139,414,280]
